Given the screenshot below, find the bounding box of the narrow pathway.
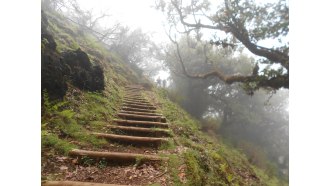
[43,85,172,186]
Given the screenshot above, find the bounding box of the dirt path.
[42,85,173,186]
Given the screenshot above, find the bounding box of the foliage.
[159,40,289,178]
[98,158,108,169]
[156,0,289,92]
[42,131,76,155]
[81,156,95,166]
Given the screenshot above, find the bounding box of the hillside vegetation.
[41,9,287,186]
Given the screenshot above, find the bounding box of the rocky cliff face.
[41,11,104,100]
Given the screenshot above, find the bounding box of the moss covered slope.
[143,88,287,186]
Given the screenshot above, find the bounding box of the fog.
[42,0,289,180]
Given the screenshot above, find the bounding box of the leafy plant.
[98,158,108,169]
[81,156,95,166]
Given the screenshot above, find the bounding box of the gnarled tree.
[156,0,289,94]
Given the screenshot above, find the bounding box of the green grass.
[183,150,205,185]
[149,87,287,186]
[159,138,176,150]
[41,89,118,154]
[42,131,76,155]
[166,154,184,186]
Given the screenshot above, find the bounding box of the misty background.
[42,0,289,180]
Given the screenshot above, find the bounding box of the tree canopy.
[156,0,289,94]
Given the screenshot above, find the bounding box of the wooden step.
[117,113,161,121]
[122,103,156,110]
[121,107,157,113]
[42,181,126,186]
[69,149,167,162]
[124,94,142,97]
[122,103,156,109]
[124,96,144,99]
[123,98,148,103]
[125,90,142,93]
[123,100,153,106]
[118,112,162,118]
[125,86,143,90]
[125,86,143,89]
[113,119,169,128]
[119,110,162,116]
[124,93,143,96]
[93,133,168,144]
[125,91,142,94]
[123,99,149,103]
[125,89,142,92]
[107,125,171,136]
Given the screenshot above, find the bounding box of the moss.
[159,138,176,150]
[166,154,184,186]
[183,150,205,185]
[42,131,76,155]
[148,87,287,185]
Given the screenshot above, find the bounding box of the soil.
[42,149,169,185]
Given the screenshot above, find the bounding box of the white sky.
[78,0,171,80]
[78,0,169,44]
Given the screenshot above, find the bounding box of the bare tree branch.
[167,26,288,90]
[170,0,289,71]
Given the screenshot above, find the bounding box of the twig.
[155,171,168,179]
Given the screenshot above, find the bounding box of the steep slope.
[41,10,287,186]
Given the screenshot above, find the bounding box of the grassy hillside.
[41,10,287,186]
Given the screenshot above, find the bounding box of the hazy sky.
[75,0,286,80]
[78,0,168,43]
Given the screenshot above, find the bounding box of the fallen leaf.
[60,166,68,171]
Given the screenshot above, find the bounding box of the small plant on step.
[98,158,108,169]
[134,156,144,167]
[81,156,95,166]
